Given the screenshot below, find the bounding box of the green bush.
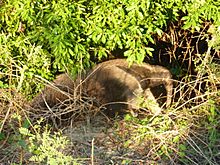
[19,121,78,165]
[1,0,220,94]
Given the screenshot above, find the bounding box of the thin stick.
[91,138,95,165]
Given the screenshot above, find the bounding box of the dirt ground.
[63,113,166,165]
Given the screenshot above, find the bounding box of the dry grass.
[0,41,219,164]
[0,69,219,164]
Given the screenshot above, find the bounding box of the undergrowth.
[0,0,220,164]
[19,121,78,165]
[0,52,219,164]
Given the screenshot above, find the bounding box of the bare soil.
[63,115,160,165]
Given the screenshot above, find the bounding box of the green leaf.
[69,48,75,56]
[146,47,154,57]
[179,144,187,151]
[101,34,106,44]
[173,136,180,143]
[0,132,5,141]
[124,50,133,57]
[19,127,31,136]
[22,119,31,129]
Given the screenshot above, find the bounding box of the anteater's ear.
[116,65,151,90]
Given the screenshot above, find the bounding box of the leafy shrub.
[19,120,78,165]
[182,0,220,31]
[1,0,220,93]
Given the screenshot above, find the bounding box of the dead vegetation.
[0,63,219,164]
[0,23,220,164]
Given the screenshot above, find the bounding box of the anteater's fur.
[30,59,173,113]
